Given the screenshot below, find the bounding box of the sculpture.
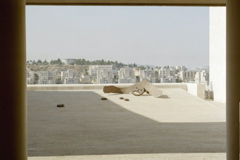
[103,80,162,98]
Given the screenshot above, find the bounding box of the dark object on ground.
[57,104,64,107]
[119,97,124,99]
[125,99,129,101]
[101,98,107,100]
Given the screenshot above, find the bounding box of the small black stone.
[57,104,64,107]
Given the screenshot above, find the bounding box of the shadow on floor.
[27,91,226,156]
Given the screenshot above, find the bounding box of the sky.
[26,6,209,67]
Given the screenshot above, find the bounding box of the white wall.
[187,83,198,97]
[209,7,226,103]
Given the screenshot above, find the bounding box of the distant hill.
[27,58,141,69]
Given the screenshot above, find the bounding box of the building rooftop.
[27,88,226,159]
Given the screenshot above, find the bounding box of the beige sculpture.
[103,80,162,98]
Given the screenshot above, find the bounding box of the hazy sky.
[26,6,209,67]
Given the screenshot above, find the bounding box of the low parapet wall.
[27,83,205,99]
[27,83,188,91]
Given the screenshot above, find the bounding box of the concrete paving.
[27,88,226,159]
[28,153,226,160]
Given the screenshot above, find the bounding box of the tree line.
[27,58,141,69]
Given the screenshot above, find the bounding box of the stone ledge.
[27,83,188,91]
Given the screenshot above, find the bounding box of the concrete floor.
[27,88,226,159]
[28,153,226,160]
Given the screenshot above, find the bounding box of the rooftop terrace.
[27,86,225,160]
